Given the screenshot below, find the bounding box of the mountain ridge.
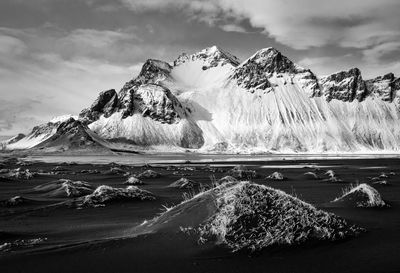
[3,45,400,153]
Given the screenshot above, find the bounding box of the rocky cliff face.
[320,68,367,102]
[80,84,187,124]
[230,48,320,95]
[80,56,185,124]
[365,73,400,102]
[118,84,187,123]
[121,59,172,94]
[80,89,118,123]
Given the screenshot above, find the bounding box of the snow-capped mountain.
[5,115,74,150]
[3,115,108,152]
[5,46,400,153]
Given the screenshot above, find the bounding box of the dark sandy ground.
[0,156,399,273]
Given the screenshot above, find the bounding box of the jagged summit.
[241,47,295,73]
[365,73,400,102]
[80,84,187,124]
[121,59,173,94]
[80,89,118,123]
[230,47,319,95]
[174,45,240,69]
[320,68,367,102]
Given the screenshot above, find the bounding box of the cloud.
[0,35,27,55]
[363,41,400,63]
[0,98,41,135]
[0,26,144,136]
[219,24,247,33]
[0,55,138,135]
[120,0,400,51]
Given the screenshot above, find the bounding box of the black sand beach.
[0,155,399,273]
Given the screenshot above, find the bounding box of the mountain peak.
[242,47,298,73]
[252,47,280,56]
[135,59,172,84]
[320,67,367,102]
[201,45,220,54]
[34,117,108,152]
[365,72,399,102]
[231,47,319,95]
[173,46,240,69]
[49,114,78,124]
[79,89,118,123]
[198,45,232,57]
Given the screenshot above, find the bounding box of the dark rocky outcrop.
[365,73,400,102]
[118,84,187,123]
[79,89,118,123]
[320,68,367,102]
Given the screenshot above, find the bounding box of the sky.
[1,0,400,137]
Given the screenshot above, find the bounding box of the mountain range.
[3,45,400,154]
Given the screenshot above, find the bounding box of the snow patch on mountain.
[174,45,240,69]
[89,111,204,149]
[170,46,238,90]
[49,114,78,123]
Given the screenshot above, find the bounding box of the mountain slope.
[5,115,76,150]
[33,118,110,152]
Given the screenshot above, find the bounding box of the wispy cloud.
[219,24,247,33]
[120,0,400,51]
[0,98,41,135]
